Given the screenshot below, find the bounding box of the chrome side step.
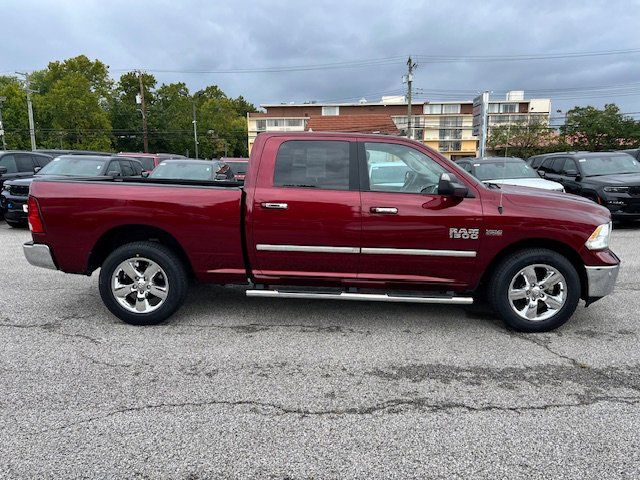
[246,289,473,305]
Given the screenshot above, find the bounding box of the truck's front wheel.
[489,248,581,332]
[98,241,188,325]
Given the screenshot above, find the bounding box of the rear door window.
[106,161,122,176]
[274,140,352,190]
[16,153,36,172]
[120,160,135,176]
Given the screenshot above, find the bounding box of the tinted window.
[540,157,559,173]
[0,154,17,174]
[16,153,35,172]
[530,157,544,168]
[38,156,109,176]
[128,156,155,171]
[365,142,447,193]
[120,160,135,176]
[274,140,350,190]
[106,161,122,176]
[550,158,565,174]
[562,159,579,175]
[130,161,143,175]
[32,154,53,167]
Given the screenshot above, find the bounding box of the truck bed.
[29,177,248,284]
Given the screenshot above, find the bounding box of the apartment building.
[247,92,551,159]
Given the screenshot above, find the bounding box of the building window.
[425,104,442,114]
[413,128,424,140]
[438,140,462,152]
[322,106,340,116]
[501,103,517,113]
[442,104,460,114]
[285,119,303,127]
[488,103,499,113]
[255,120,266,131]
[440,116,462,127]
[439,129,462,140]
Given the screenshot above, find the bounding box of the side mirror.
[538,170,546,177]
[0,166,6,176]
[141,171,150,178]
[34,166,42,173]
[565,170,579,178]
[437,173,469,198]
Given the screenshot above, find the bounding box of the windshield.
[37,156,108,176]
[579,154,640,176]
[474,161,539,181]
[150,162,215,180]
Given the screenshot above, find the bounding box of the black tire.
[98,241,188,325]
[6,219,26,228]
[488,248,581,332]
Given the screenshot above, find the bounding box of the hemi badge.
[485,229,503,236]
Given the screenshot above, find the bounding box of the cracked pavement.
[0,221,639,478]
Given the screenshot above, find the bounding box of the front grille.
[629,186,640,196]
[9,185,29,196]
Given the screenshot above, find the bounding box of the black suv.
[1,155,143,227]
[528,151,640,220]
[0,151,53,219]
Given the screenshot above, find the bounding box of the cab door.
[358,139,483,288]
[249,136,361,282]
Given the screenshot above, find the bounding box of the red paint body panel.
[29,132,619,297]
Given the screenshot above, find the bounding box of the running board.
[246,289,473,305]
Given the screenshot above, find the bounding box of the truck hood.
[497,184,610,221]
[583,173,640,186]
[484,178,564,191]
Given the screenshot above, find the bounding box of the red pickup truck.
[23,132,620,332]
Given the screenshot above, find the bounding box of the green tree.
[488,119,560,158]
[560,104,640,151]
[149,82,192,155]
[0,76,30,149]
[110,71,156,152]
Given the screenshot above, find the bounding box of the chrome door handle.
[261,202,288,210]
[371,207,398,214]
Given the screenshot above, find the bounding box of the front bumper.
[23,242,57,270]
[1,194,28,221]
[585,264,620,298]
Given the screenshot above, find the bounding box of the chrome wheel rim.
[111,257,168,314]
[508,264,566,322]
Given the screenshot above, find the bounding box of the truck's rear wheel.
[489,248,580,332]
[98,241,188,325]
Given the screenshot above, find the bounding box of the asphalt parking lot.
[0,221,639,479]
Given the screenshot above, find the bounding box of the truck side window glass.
[274,140,350,190]
[0,155,18,174]
[365,142,446,193]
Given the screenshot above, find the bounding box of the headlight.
[585,222,612,250]
[2,184,10,192]
[603,186,629,193]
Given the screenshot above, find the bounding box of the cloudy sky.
[2,0,640,124]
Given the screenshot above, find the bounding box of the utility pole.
[192,100,199,159]
[0,96,7,150]
[137,71,149,153]
[405,57,417,139]
[16,72,37,150]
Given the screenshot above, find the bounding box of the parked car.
[118,152,187,173]
[23,132,619,332]
[149,159,230,181]
[1,155,143,227]
[219,157,249,181]
[528,151,640,220]
[0,151,53,219]
[456,157,564,191]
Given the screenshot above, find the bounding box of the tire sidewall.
[99,242,187,325]
[492,249,581,332]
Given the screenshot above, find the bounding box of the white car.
[456,157,564,192]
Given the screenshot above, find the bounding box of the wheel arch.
[477,238,587,299]
[87,224,194,278]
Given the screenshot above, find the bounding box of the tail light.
[27,196,45,233]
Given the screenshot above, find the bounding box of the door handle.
[261,202,288,210]
[370,207,398,214]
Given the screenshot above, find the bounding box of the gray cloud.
[2,0,639,120]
